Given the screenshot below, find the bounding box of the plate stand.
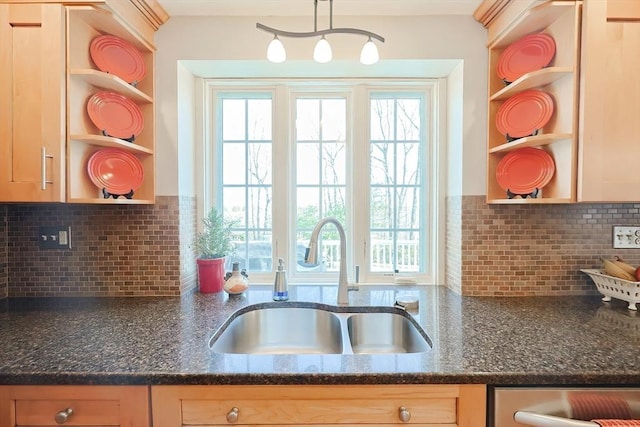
[101,129,136,143]
[507,188,539,199]
[506,129,540,142]
[102,188,134,199]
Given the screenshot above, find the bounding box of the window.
[204,81,442,285]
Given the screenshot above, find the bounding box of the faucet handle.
[348,283,359,292]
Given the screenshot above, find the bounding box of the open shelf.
[70,134,154,154]
[70,69,153,103]
[490,67,573,101]
[489,133,572,153]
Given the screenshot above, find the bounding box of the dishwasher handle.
[515,411,598,427]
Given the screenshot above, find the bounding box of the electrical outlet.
[613,226,640,249]
[38,226,71,249]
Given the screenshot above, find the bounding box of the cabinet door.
[578,0,640,202]
[0,3,65,202]
[0,385,150,427]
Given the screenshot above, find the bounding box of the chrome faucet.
[304,217,352,305]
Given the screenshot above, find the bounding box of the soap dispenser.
[273,258,289,301]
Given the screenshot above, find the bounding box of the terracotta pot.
[197,257,226,293]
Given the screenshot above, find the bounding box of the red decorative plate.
[496,147,555,194]
[90,35,146,84]
[495,89,554,139]
[87,91,144,140]
[87,148,144,194]
[497,33,556,83]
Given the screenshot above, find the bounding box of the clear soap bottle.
[273,258,289,301]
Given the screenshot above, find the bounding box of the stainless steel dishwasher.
[491,387,640,427]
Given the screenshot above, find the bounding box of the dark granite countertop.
[0,285,638,386]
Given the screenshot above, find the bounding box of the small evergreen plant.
[194,209,236,259]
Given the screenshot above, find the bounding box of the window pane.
[297,143,320,185]
[247,99,272,140]
[322,187,346,222]
[247,187,272,229]
[296,187,320,227]
[321,99,346,141]
[223,143,245,184]
[397,99,421,141]
[369,94,424,274]
[322,143,346,185]
[247,143,272,185]
[296,99,320,141]
[222,99,245,140]
[222,187,246,227]
[370,99,394,140]
[370,142,394,185]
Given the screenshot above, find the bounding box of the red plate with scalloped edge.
[90,35,146,84]
[496,147,555,194]
[87,148,144,194]
[497,33,556,83]
[87,91,144,140]
[495,89,554,139]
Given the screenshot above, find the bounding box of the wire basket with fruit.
[581,257,640,310]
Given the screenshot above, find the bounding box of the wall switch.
[613,226,640,249]
[38,226,71,249]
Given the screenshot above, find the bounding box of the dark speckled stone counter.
[0,285,639,386]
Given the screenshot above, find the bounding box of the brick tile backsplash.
[3,196,195,297]
[447,196,640,296]
[2,195,640,298]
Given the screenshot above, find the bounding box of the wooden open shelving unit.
[485,1,581,204]
[66,5,156,204]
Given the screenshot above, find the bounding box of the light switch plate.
[613,226,640,249]
[38,226,71,249]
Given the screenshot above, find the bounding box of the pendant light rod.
[256,23,385,43]
[256,0,385,43]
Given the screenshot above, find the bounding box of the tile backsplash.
[1,195,640,298]
[2,196,196,297]
[447,196,640,296]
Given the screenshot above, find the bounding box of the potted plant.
[194,208,236,293]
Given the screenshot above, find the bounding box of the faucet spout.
[305,217,349,305]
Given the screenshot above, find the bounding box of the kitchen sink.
[347,312,431,354]
[209,302,432,355]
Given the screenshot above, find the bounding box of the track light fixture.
[257,0,385,65]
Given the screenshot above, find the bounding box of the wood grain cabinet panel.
[0,385,150,427]
[151,384,487,427]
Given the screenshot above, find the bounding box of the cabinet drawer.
[182,397,456,425]
[16,399,119,425]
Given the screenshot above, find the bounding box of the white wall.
[155,15,488,197]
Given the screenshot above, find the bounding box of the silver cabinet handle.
[41,146,53,190]
[226,407,239,423]
[54,407,73,424]
[398,406,411,422]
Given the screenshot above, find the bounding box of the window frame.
[199,79,446,286]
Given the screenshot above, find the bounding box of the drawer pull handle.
[226,407,239,423]
[399,406,411,423]
[55,408,73,424]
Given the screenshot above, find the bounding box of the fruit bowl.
[581,269,640,310]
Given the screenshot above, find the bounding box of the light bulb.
[313,36,332,63]
[267,35,286,63]
[360,38,379,65]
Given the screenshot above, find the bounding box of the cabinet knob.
[398,406,411,423]
[54,408,73,424]
[226,407,239,423]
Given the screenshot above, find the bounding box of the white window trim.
[196,78,447,286]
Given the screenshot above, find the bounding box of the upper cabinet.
[482,1,581,204]
[0,3,66,202]
[0,0,168,204]
[477,0,640,204]
[578,0,640,202]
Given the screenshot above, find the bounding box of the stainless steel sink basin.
[347,312,431,354]
[209,306,344,354]
[209,302,431,355]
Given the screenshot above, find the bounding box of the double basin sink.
[209,301,432,355]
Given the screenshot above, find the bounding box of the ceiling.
[156,0,484,17]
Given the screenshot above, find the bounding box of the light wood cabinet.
[484,1,581,204]
[151,384,487,427]
[577,0,640,202]
[0,3,66,202]
[0,385,150,427]
[0,0,166,204]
